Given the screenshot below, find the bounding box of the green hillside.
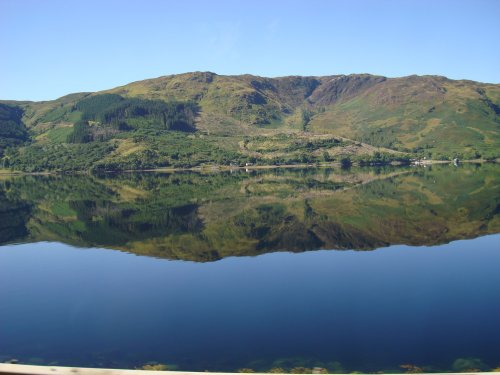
[309,75,500,159]
[1,72,499,172]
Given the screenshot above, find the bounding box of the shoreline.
[0,159,495,176]
[0,364,497,375]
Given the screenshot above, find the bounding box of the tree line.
[68,94,198,143]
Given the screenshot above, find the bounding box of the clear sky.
[1,0,499,101]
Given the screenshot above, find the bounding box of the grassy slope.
[309,75,500,158]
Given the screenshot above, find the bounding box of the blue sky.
[1,0,499,101]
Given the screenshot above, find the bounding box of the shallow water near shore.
[0,165,499,372]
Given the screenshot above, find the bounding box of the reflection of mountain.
[0,164,499,261]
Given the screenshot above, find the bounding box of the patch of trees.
[67,120,92,143]
[73,94,197,132]
[75,94,124,119]
[7,142,116,172]
[358,128,399,149]
[301,109,313,131]
[284,138,343,152]
[0,103,29,156]
[357,152,412,166]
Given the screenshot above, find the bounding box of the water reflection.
[0,164,499,260]
[1,164,500,372]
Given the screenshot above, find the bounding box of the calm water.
[0,164,499,372]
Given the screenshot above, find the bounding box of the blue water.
[1,235,500,372]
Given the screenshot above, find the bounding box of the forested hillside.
[0,103,29,158]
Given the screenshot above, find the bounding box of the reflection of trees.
[0,187,32,245]
[0,164,499,260]
[68,201,202,246]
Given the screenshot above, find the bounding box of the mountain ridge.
[4,71,498,107]
[1,72,499,172]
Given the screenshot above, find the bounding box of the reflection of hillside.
[0,165,499,261]
[0,188,32,245]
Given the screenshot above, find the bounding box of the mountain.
[1,72,499,172]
